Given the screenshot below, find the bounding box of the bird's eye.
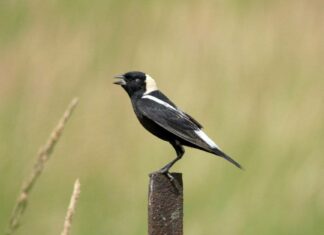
[135,78,141,83]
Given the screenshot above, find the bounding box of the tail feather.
[212,148,243,170]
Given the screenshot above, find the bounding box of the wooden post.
[148,173,183,235]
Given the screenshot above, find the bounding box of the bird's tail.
[211,148,243,170]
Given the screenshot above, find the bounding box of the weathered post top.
[148,173,183,235]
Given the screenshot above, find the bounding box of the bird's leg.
[150,141,184,182]
[158,141,184,175]
[158,156,182,174]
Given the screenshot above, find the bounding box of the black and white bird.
[113,71,242,173]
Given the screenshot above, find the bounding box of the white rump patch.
[144,74,158,94]
[194,129,221,149]
[142,95,177,111]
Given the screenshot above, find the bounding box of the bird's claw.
[150,169,174,181]
[165,172,175,181]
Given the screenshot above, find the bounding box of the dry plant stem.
[6,97,79,235]
[60,179,81,235]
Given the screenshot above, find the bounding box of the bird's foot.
[164,172,175,181]
[150,169,175,181]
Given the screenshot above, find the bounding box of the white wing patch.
[144,74,158,95]
[194,129,221,149]
[142,95,177,111]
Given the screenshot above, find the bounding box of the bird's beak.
[113,74,126,85]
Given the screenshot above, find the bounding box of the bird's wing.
[136,96,214,150]
[182,111,203,129]
[137,95,243,169]
[147,90,204,128]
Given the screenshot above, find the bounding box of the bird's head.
[113,71,157,97]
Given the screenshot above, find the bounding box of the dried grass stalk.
[6,97,79,235]
[60,179,81,235]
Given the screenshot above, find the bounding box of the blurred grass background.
[1,0,324,234]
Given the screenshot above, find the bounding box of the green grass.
[1,0,324,234]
